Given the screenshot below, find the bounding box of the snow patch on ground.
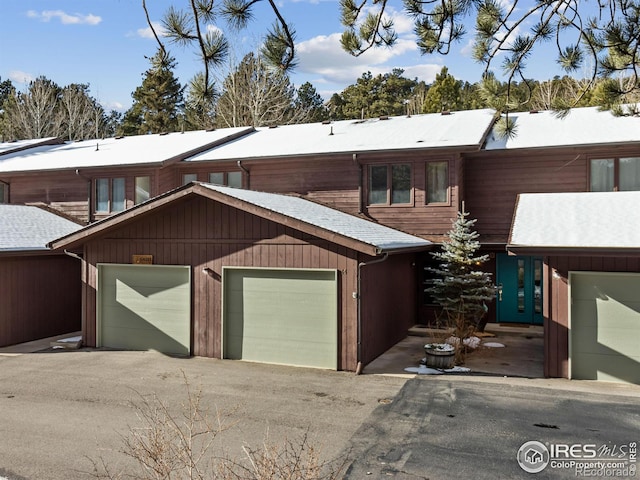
[446,336,481,349]
[58,336,82,343]
[483,342,505,348]
[405,365,471,375]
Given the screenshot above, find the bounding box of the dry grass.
[87,371,348,480]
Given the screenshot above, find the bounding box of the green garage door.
[571,272,640,384]
[223,268,338,369]
[98,264,191,356]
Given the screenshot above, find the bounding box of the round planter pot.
[424,347,456,369]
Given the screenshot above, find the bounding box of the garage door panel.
[229,335,335,367]
[572,327,640,356]
[223,268,337,369]
[571,272,640,384]
[572,352,640,384]
[98,265,191,356]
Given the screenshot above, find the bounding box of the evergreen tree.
[426,210,496,340]
[295,82,328,123]
[122,49,184,135]
[423,67,463,113]
[183,72,218,131]
[334,69,423,119]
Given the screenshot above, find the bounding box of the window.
[183,173,198,185]
[95,178,125,213]
[228,171,242,188]
[209,173,224,185]
[0,182,6,204]
[96,178,109,212]
[620,157,640,191]
[368,164,412,205]
[112,178,125,212]
[426,161,449,204]
[209,171,243,188]
[590,157,640,191]
[135,176,151,205]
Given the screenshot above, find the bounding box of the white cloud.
[101,100,125,112]
[293,31,444,98]
[9,70,35,84]
[137,22,168,39]
[27,10,101,25]
[296,32,429,84]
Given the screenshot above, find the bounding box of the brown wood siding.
[0,254,81,347]
[544,255,640,378]
[360,253,418,365]
[7,173,91,223]
[183,151,462,241]
[464,151,588,242]
[80,195,362,370]
[5,168,158,224]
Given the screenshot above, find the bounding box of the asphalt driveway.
[0,350,406,480]
[345,376,640,479]
[1,349,639,480]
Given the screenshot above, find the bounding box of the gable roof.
[51,182,432,256]
[0,128,254,174]
[508,191,640,254]
[0,205,83,252]
[185,109,497,162]
[484,106,640,150]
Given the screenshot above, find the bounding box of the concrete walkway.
[364,324,544,378]
[0,331,82,356]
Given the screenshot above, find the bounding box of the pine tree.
[426,210,496,340]
[121,49,184,135]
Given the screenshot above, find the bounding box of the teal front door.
[496,254,543,325]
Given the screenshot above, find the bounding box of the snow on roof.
[0,205,82,251]
[186,110,496,162]
[509,191,640,249]
[0,128,253,173]
[200,184,432,252]
[485,106,640,150]
[0,137,60,155]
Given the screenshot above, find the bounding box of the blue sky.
[0,0,565,112]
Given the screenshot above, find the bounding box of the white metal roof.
[0,128,253,173]
[0,205,82,251]
[485,106,640,150]
[200,184,432,252]
[509,191,640,248]
[186,110,496,162]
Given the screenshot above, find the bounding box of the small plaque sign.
[132,255,153,265]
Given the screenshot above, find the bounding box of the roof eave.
[506,245,640,257]
[50,183,429,257]
[188,143,486,164]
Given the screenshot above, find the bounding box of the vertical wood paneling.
[0,255,81,347]
[545,254,640,378]
[359,253,417,367]
[465,150,589,242]
[82,195,364,369]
